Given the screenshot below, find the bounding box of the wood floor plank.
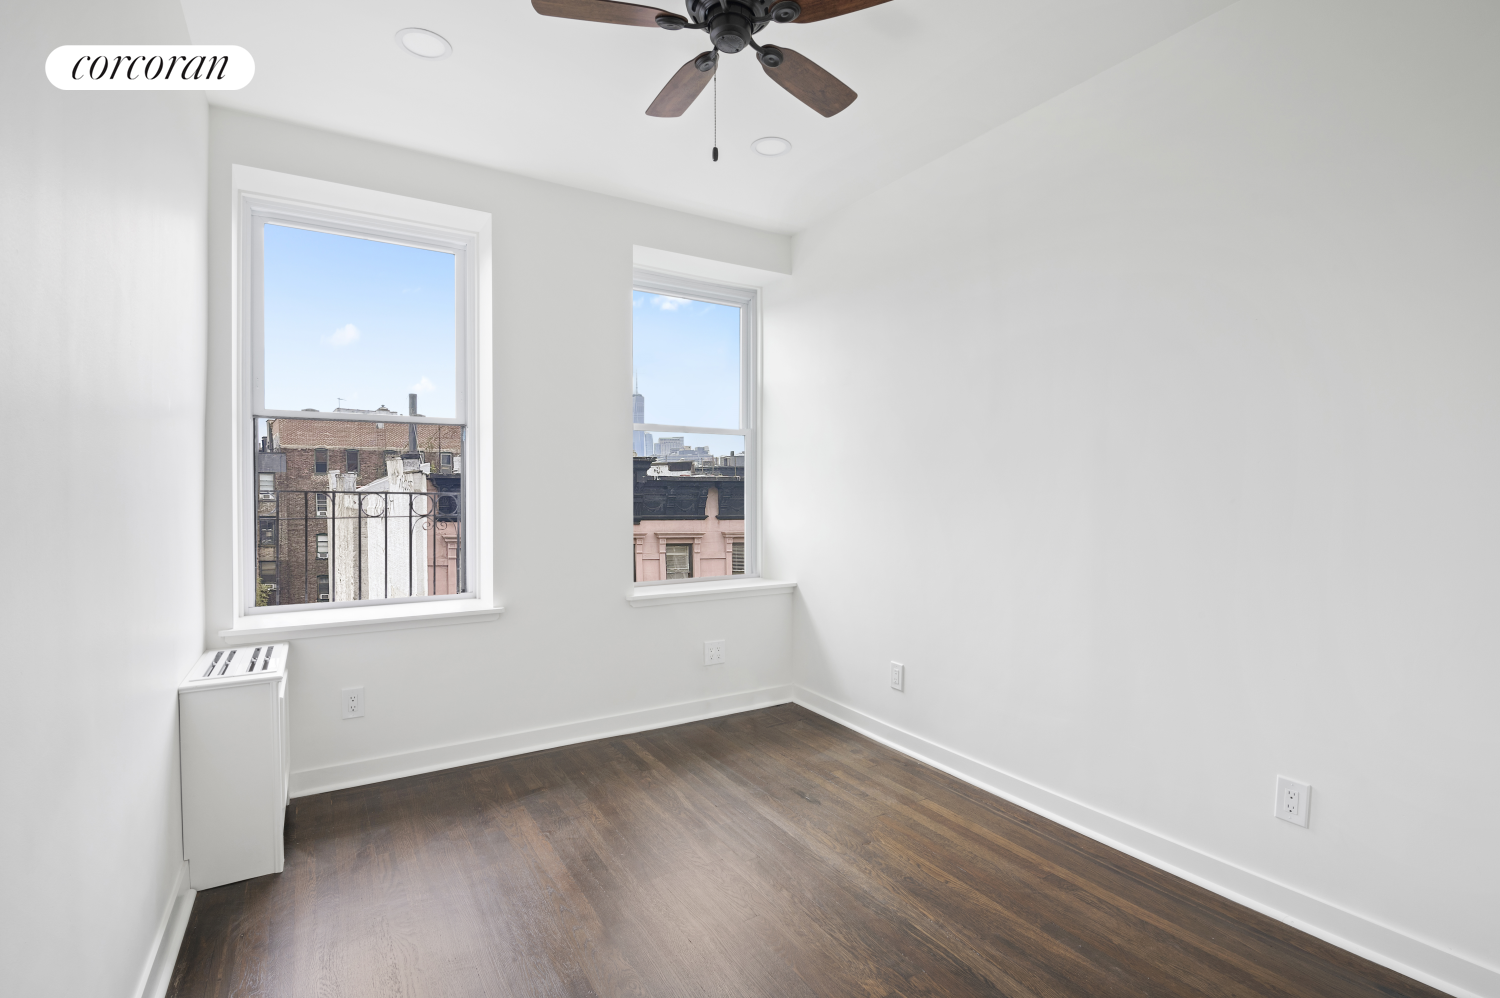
[168,705,1449,998]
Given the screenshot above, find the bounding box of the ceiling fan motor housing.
[687,0,788,54]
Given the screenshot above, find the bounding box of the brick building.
[255,412,464,604]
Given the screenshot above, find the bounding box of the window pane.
[632,291,739,430]
[253,417,465,605]
[664,544,693,580]
[263,224,457,418]
[633,433,745,583]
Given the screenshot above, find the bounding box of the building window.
[237,170,488,615]
[664,543,694,580]
[258,518,276,547]
[440,451,453,470]
[257,472,276,498]
[631,270,757,585]
[258,561,278,587]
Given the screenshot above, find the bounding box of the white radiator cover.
[178,643,290,890]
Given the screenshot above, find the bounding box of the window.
[440,451,453,470]
[236,168,488,616]
[256,560,279,606]
[631,271,757,586]
[664,543,694,580]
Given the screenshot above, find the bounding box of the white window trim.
[631,267,761,588]
[626,577,796,608]
[225,166,496,638]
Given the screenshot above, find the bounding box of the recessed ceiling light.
[396,27,452,60]
[752,136,793,156]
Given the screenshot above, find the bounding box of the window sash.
[631,269,759,585]
[664,544,694,580]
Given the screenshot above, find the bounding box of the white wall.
[767,1,1500,994]
[0,3,207,997]
[206,110,794,795]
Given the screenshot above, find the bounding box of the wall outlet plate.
[890,661,904,691]
[342,686,365,719]
[704,639,726,666]
[1274,775,1310,827]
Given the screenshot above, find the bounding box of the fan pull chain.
[712,74,719,162]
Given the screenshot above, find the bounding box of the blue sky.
[632,291,740,431]
[263,224,456,417]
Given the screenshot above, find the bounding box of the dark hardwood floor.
[169,704,1445,998]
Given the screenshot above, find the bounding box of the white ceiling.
[180,0,1232,233]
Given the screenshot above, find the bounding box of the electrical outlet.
[890,661,904,691]
[704,639,726,666]
[342,687,365,719]
[1274,775,1310,827]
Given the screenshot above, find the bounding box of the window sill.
[219,598,503,642]
[627,578,796,608]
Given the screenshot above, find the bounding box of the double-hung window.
[234,167,490,619]
[631,270,758,585]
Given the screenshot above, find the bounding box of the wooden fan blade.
[532,0,677,28]
[761,48,857,117]
[646,55,716,117]
[787,0,894,23]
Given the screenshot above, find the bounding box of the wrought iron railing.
[254,488,464,606]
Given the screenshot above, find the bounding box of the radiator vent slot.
[186,643,285,683]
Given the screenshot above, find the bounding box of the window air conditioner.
[178,644,291,890]
[258,492,276,500]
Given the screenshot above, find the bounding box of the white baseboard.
[792,686,1498,998]
[289,684,796,797]
[133,860,196,998]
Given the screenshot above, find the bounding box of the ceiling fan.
[532,0,893,118]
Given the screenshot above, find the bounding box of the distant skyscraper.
[632,388,652,457]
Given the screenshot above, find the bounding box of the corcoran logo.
[46,45,254,90]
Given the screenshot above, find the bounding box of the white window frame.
[227,166,494,633]
[631,268,760,586]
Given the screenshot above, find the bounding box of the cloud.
[328,323,360,346]
[410,376,435,393]
[651,295,689,311]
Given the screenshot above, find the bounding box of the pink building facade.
[634,484,744,582]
